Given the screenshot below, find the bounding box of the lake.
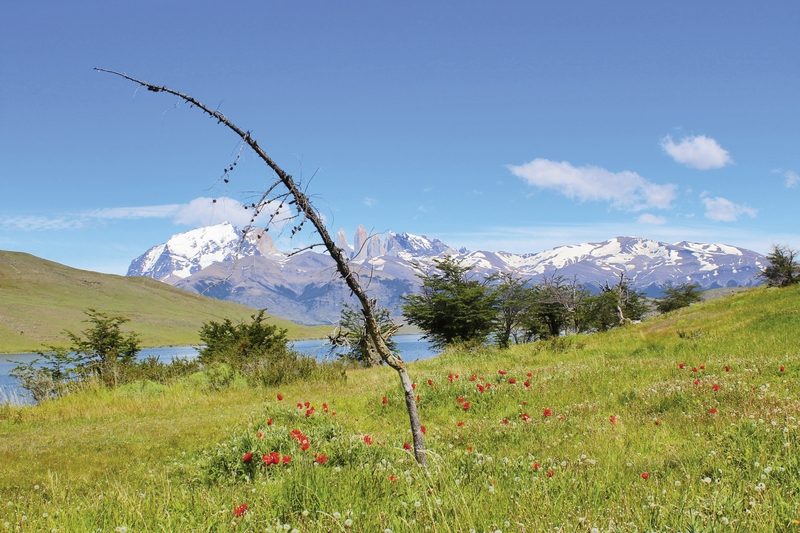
[0,334,437,405]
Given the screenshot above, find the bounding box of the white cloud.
[508,158,677,211]
[0,197,291,232]
[637,213,666,225]
[783,170,799,189]
[363,197,377,208]
[701,196,757,222]
[661,135,732,170]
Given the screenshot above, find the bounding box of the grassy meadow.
[0,251,326,352]
[1,285,799,531]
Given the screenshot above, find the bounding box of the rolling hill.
[0,251,327,353]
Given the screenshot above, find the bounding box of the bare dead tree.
[96,68,427,465]
[601,272,633,326]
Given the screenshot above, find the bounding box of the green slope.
[0,250,327,352]
[1,284,798,530]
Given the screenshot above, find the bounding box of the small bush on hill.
[760,245,800,287]
[656,282,703,313]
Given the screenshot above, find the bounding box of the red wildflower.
[780,365,785,373]
[448,373,457,382]
[532,462,540,471]
[724,365,731,372]
[558,415,566,421]
[498,369,508,375]
[262,453,274,465]
[641,472,650,480]
[242,451,254,463]
[456,396,465,403]
[296,402,303,409]
[543,407,553,418]
[466,446,474,453]
[402,442,411,450]
[484,382,492,390]
[546,469,555,478]
[305,408,315,417]
[699,364,705,370]
[315,454,328,465]
[256,431,264,440]
[456,421,465,427]
[416,394,421,403]
[421,425,427,435]
[692,367,698,373]
[693,379,701,386]
[609,415,618,425]
[469,374,478,381]
[712,383,720,392]
[678,362,686,369]
[523,380,531,388]
[277,393,283,401]
[281,454,291,464]
[363,435,373,445]
[708,407,718,414]
[477,384,485,393]
[501,418,509,425]
[412,382,417,390]
[322,403,329,412]
[304,401,310,408]
[388,474,398,482]
[233,503,248,517]
[462,401,471,411]
[520,413,531,423]
[301,440,310,451]
[427,379,434,387]
[382,396,388,406]
[266,418,273,426]
[508,377,517,385]
[527,371,533,378]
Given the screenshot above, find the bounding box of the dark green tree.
[656,282,703,313]
[198,310,289,369]
[330,303,398,366]
[67,309,141,387]
[491,273,535,348]
[402,257,497,349]
[759,245,800,287]
[580,275,647,331]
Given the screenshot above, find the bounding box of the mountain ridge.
[127,223,766,324]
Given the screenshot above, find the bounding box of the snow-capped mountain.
[128,224,766,324]
[127,223,282,281]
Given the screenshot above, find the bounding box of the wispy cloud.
[637,213,666,225]
[0,197,290,232]
[701,195,757,222]
[783,169,799,189]
[0,215,86,231]
[661,135,732,170]
[508,158,676,211]
[363,197,377,208]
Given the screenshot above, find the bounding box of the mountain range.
[127,223,766,324]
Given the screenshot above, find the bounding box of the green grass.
[1,285,799,531]
[0,251,327,352]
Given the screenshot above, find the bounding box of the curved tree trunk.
[96,68,427,465]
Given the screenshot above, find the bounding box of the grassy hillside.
[1,285,798,531]
[0,251,327,352]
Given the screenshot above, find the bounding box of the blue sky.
[1,1,798,274]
